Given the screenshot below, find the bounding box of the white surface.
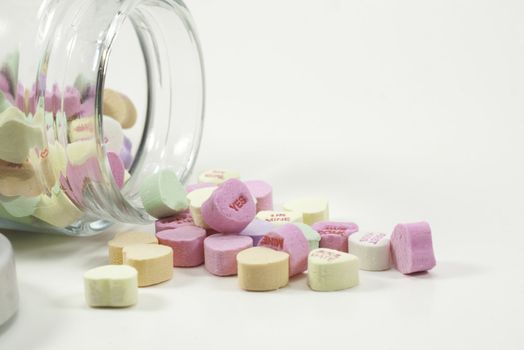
[1,0,524,348]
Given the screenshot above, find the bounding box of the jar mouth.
[88,0,205,229]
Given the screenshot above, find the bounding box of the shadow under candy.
[51,291,167,312]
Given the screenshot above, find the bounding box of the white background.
[1,0,524,349]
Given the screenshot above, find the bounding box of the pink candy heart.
[201,179,256,233]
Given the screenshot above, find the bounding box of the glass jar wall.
[0,0,205,235]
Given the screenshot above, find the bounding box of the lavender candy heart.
[123,135,132,152]
[119,146,134,169]
[239,219,276,246]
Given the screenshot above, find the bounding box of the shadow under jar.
[0,0,205,235]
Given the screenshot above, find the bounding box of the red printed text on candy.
[359,233,385,245]
[265,213,290,223]
[175,217,193,224]
[311,249,341,262]
[259,235,284,250]
[229,195,247,211]
[206,170,225,180]
[40,148,49,159]
[318,225,350,236]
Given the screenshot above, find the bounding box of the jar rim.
[90,0,205,229]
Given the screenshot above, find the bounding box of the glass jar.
[0,0,205,235]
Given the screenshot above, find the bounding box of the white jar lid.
[0,233,18,326]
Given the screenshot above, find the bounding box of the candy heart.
[157,226,207,267]
[293,223,321,251]
[44,84,60,115]
[348,232,391,271]
[63,86,82,118]
[139,169,188,219]
[201,179,256,233]
[237,247,289,292]
[33,185,83,228]
[122,244,173,287]
[68,116,123,155]
[84,265,138,308]
[66,139,97,166]
[239,219,276,246]
[244,180,273,212]
[198,169,240,185]
[103,89,137,129]
[0,159,42,197]
[108,231,158,264]
[0,202,33,225]
[187,187,216,228]
[14,84,26,112]
[258,223,309,277]
[204,234,253,276]
[283,197,329,225]
[66,152,125,203]
[0,107,44,163]
[119,146,133,169]
[0,195,40,217]
[155,211,194,232]
[390,221,436,274]
[312,221,359,252]
[308,248,359,292]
